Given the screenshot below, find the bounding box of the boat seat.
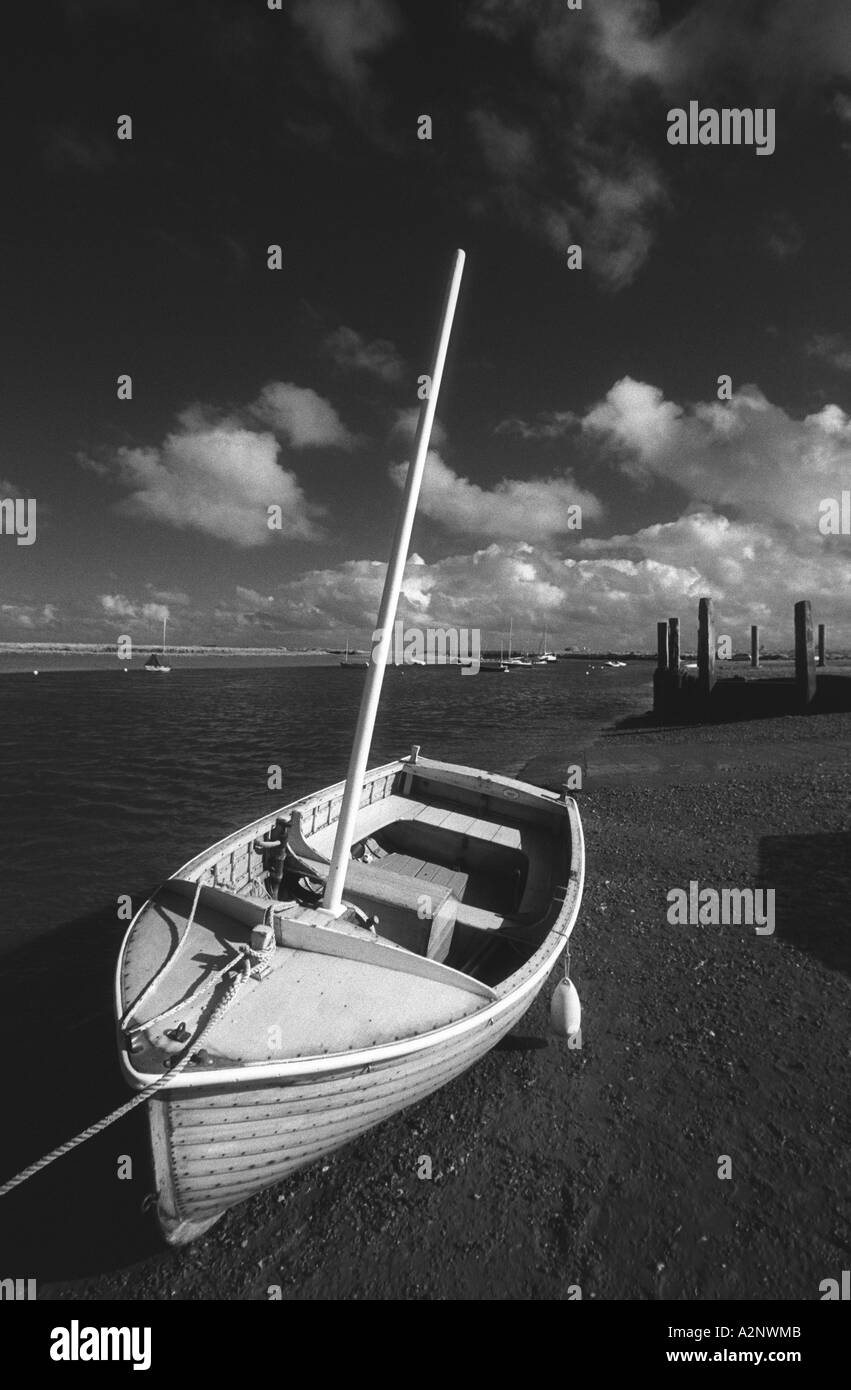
[452,903,507,932]
[340,859,456,919]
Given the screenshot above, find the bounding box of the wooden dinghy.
[116,751,584,1243]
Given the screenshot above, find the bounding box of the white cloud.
[467,105,665,291]
[495,412,576,441]
[88,379,348,547]
[110,424,323,548]
[388,450,602,540]
[764,213,804,264]
[265,519,851,650]
[146,587,190,605]
[236,586,274,606]
[247,382,355,448]
[567,508,851,647]
[290,0,401,87]
[324,326,405,383]
[100,594,170,623]
[577,159,666,291]
[271,544,571,637]
[0,602,59,629]
[470,110,539,179]
[582,378,683,465]
[834,92,851,125]
[581,376,851,529]
[806,333,851,373]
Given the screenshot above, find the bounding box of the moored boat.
[115,751,584,1243]
[145,616,172,672]
[339,639,369,668]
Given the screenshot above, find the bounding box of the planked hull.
[152,964,542,1241]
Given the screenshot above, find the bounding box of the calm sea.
[0,657,651,955]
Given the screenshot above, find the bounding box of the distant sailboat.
[533,628,556,665]
[145,616,172,673]
[506,619,531,667]
[480,635,510,673]
[340,640,369,669]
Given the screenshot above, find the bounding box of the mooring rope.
[0,937,275,1200]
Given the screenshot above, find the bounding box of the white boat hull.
[116,753,584,1244]
[152,973,539,1240]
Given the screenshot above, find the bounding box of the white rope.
[0,939,275,1200]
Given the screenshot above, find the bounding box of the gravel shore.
[9,710,850,1301]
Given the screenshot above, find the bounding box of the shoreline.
[0,644,332,657]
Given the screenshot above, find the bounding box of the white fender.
[550,977,581,1038]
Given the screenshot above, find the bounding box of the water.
[0,660,651,955]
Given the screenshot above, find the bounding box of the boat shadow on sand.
[758,832,851,980]
[0,902,163,1280]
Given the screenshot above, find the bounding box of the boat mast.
[162,615,167,655]
[321,250,466,916]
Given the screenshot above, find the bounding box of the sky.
[2,0,851,652]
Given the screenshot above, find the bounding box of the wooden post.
[697,598,716,698]
[653,620,669,716]
[750,624,760,668]
[817,624,826,668]
[794,600,816,710]
[668,617,680,676]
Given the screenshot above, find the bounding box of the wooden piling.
[817,623,826,668]
[750,624,760,669]
[667,617,680,675]
[794,600,816,709]
[697,598,716,698]
[653,620,669,715]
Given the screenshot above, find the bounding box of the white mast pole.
[321,249,466,916]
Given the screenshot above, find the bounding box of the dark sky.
[2,0,851,650]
